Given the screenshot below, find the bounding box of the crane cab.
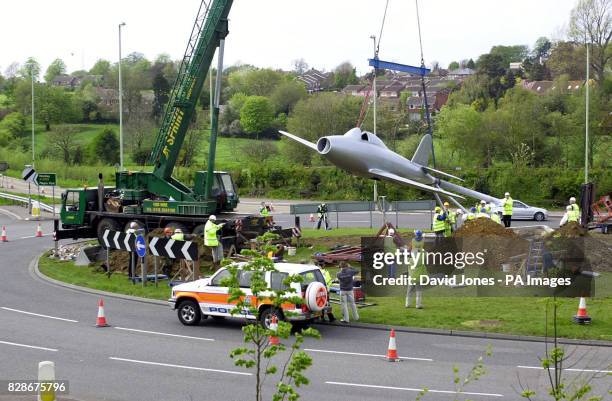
[194,171,239,212]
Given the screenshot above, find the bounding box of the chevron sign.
[102,229,136,251]
[148,237,198,261]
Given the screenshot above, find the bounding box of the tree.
[92,128,120,165]
[226,233,320,401]
[4,62,20,78]
[292,58,309,74]
[569,0,612,84]
[270,80,307,114]
[36,85,80,130]
[240,96,275,134]
[20,57,40,80]
[547,42,587,80]
[228,68,284,97]
[0,112,26,138]
[152,71,170,120]
[448,61,460,70]
[466,58,476,69]
[532,36,552,61]
[285,93,361,165]
[44,58,67,83]
[489,45,529,66]
[48,125,77,164]
[333,62,359,89]
[90,59,111,76]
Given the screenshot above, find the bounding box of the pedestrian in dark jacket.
[336,262,359,323]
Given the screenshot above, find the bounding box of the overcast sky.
[1,0,576,76]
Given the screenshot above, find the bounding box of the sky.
[0,0,577,77]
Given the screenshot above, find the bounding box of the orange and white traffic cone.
[268,315,280,345]
[386,329,400,362]
[1,226,7,242]
[35,223,43,238]
[573,297,591,324]
[95,298,110,327]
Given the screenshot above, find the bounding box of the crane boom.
[149,0,233,180]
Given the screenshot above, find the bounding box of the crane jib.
[162,108,185,159]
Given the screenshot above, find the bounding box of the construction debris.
[50,243,93,262]
[551,221,589,238]
[454,218,518,238]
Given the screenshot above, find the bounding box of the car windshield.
[300,270,324,289]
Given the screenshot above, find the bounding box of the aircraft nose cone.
[317,137,331,154]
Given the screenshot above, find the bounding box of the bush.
[91,128,120,165]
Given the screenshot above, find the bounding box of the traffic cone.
[573,297,591,324]
[95,298,110,327]
[268,315,280,345]
[36,223,43,237]
[1,226,7,242]
[386,329,400,362]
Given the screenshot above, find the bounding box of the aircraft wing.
[422,166,464,182]
[278,130,318,151]
[368,168,465,199]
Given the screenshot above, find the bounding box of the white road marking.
[517,365,611,374]
[19,234,52,239]
[1,307,78,323]
[114,327,214,341]
[305,348,433,361]
[0,208,23,220]
[325,381,503,397]
[0,340,58,352]
[109,357,251,376]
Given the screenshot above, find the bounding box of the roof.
[230,262,319,274]
[407,95,436,107]
[522,80,583,94]
[343,84,365,92]
[448,68,475,76]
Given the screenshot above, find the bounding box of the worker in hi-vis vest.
[501,192,513,228]
[204,215,225,268]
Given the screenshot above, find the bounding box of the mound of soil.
[552,221,589,238]
[454,218,518,238]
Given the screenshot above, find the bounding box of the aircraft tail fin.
[411,135,432,166]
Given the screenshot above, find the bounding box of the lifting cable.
[356,0,390,128]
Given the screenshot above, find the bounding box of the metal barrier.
[0,191,58,213]
[290,200,436,229]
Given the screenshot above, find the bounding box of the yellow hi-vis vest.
[204,220,221,247]
[260,207,270,217]
[433,212,446,232]
[567,209,580,222]
[491,213,502,224]
[502,197,513,216]
[322,269,333,288]
[171,233,184,241]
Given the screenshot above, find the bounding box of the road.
[1,209,610,401]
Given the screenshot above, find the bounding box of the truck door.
[60,191,85,225]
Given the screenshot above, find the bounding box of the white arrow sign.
[181,241,193,261]
[102,230,111,248]
[149,237,159,256]
[113,231,121,250]
[165,239,175,259]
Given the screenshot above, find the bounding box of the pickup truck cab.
[169,263,329,328]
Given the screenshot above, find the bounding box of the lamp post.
[118,22,126,171]
[31,70,35,168]
[370,35,378,206]
[585,41,589,184]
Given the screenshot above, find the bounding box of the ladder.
[525,239,545,276]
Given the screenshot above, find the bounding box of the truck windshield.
[220,174,235,195]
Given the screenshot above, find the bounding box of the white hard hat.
[480,200,486,204]
[130,222,138,229]
[456,209,463,214]
[569,197,576,203]
[174,228,182,233]
[505,192,510,197]
[209,215,217,221]
[388,228,395,235]
[566,205,572,211]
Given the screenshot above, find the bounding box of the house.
[406,91,451,121]
[379,81,405,98]
[509,62,522,71]
[521,80,583,95]
[51,74,79,89]
[447,68,475,80]
[297,68,331,93]
[342,84,366,96]
[95,88,119,107]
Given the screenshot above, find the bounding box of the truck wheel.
[177,299,201,326]
[165,222,189,234]
[259,307,283,330]
[97,218,121,247]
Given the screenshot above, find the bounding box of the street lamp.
[118,22,126,171]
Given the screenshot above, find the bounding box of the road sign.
[22,166,37,183]
[135,235,147,258]
[102,229,136,251]
[35,173,57,186]
[149,237,198,261]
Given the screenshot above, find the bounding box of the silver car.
[494,200,548,221]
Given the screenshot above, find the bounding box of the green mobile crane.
[56,0,278,245]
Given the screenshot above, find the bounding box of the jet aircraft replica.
[279,127,501,209]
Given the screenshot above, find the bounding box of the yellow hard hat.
[443,202,450,207]
[435,206,441,211]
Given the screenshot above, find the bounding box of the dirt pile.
[552,221,588,238]
[454,218,518,238]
